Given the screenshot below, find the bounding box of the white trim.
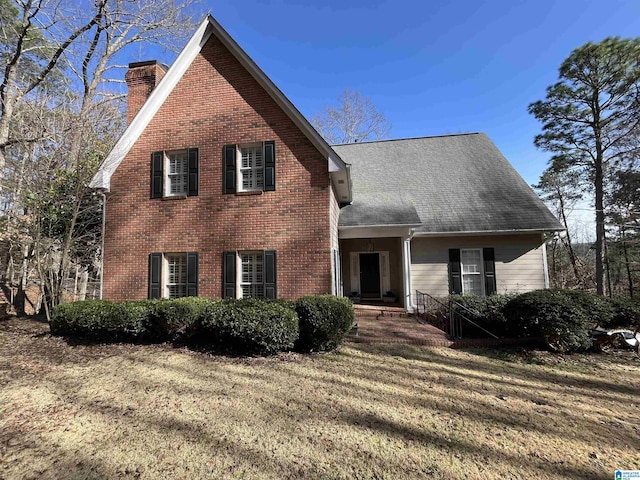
[402,237,414,313]
[413,228,564,237]
[542,241,550,289]
[90,15,349,196]
[339,225,418,239]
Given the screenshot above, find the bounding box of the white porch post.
[402,236,414,313]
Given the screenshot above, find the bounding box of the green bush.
[295,295,355,352]
[609,297,640,328]
[200,298,299,355]
[502,290,595,352]
[149,297,214,341]
[51,299,152,340]
[450,293,518,338]
[557,289,614,327]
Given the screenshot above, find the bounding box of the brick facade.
[103,34,333,301]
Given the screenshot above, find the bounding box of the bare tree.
[1,0,199,317]
[311,89,391,144]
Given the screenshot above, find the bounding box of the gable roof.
[333,133,563,234]
[90,15,348,191]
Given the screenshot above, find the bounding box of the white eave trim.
[90,14,348,191]
[340,223,422,229]
[413,227,564,237]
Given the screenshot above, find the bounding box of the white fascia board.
[339,225,420,239]
[330,165,352,203]
[412,228,564,237]
[90,17,213,190]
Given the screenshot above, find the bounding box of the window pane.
[167,151,188,195]
[461,250,481,274]
[463,274,482,295]
[240,253,264,298]
[166,254,187,299]
[240,146,263,191]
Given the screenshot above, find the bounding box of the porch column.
[402,236,414,313]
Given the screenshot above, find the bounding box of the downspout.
[98,190,107,300]
[542,236,550,289]
[403,228,415,313]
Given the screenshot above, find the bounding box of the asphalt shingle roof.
[333,133,562,234]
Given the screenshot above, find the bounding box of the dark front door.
[360,253,381,298]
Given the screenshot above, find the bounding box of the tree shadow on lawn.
[347,343,640,400]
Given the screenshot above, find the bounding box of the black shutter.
[149,253,162,299]
[224,145,236,194]
[223,251,236,298]
[187,148,199,196]
[448,249,462,295]
[151,152,164,198]
[264,141,275,191]
[483,248,496,295]
[186,252,198,297]
[264,250,277,299]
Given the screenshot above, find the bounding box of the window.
[461,249,482,295]
[165,254,187,298]
[448,248,496,296]
[151,148,198,198]
[224,141,275,194]
[240,145,264,191]
[223,250,276,299]
[166,151,188,196]
[240,252,264,298]
[148,252,198,299]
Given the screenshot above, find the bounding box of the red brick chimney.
[124,60,168,124]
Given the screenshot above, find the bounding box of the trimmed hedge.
[295,295,355,352]
[149,297,214,341]
[51,299,152,340]
[450,293,518,338]
[502,290,596,352]
[200,298,299,355]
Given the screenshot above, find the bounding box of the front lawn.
[1,317,638,479]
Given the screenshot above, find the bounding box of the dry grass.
[1,317,639,480]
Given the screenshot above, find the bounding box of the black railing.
[415,290,499,339]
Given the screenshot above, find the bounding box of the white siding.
[410,234,546,301]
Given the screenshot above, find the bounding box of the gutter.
[98,190,107,300]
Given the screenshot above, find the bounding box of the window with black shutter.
[148,252,198,299]
[150,148,198,198]
[224,141,276,194]
[448,248,496,296]
[222,250,277,298]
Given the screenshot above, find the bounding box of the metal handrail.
[416,290,499,339]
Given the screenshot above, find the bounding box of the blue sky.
[137,0,640,235]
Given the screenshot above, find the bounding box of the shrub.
[609,297,640,328]
[51,299,153,340]
[557,289,613,327]
[295,295,355,352]
[149,297,214,341]
[450,293,518,338]
[502,290,595,352]
[200,298,299,355]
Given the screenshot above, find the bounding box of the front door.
[359,253,381,298]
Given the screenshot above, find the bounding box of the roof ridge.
[331,132,483,147]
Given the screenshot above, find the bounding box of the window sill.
[161,195,188,201]
[235,190,263,196]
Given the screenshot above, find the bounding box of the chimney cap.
[128,60,159,69]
